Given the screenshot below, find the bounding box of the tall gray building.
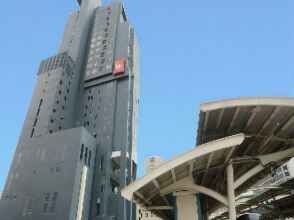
[0,0,140,219]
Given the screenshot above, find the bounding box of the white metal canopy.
[122,97,294,219]
[121,134,245,219]
[197,97,294,218]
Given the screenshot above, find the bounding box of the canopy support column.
[174,193,199,220]
[226,163,236,220]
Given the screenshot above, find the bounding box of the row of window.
[31,52,75,138]
[31,98,43,138]
[38,52,71,75]
[85,6,115,77]
[83,93,100,130]
[22,192,58,216]
[22,196,34,216]
[48,69,74,134]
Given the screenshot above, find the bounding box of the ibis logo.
[113,59,125,76]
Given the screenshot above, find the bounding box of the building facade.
[0,0,140,220]
[145,156,164,174]
[137,156,164,220]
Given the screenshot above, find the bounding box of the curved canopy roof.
[121,134,245,218]
[197,97,294,183]
[196,97,294,213]
[122,97,294,219]
[197,97,294,145]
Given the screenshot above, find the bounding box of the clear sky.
[1,0,294,194]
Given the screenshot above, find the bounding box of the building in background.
[0,0,140,220]
[137,156,164,220]
[145,156,164,174]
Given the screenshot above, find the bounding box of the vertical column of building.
[77,4,120,219]
[76,2,140,220]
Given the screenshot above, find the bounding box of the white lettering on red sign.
[113,59,125,75]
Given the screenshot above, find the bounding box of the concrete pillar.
[226,163,236,220]
[175,194,199,220]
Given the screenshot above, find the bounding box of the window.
[100,155,104,170]
[80,145,84,162]
[36,108,40,117]
[31,129,35,138]
[96,198,101,216]
[283,165,288,171]
[43,193,50,213]
[33,118,38,127]
[39,99,43,108]
[88,150,91,167]
[42,192,58,214]
[50,192,58,213]
[84,147,88,164]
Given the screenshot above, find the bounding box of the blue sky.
[1,0,294,194]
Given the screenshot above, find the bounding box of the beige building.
[145,156,164,174]
[137,156,164,220]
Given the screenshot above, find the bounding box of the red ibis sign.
[113,59,125,76]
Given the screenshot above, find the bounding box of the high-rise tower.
[0,0,140,220]
[145,156,164,174]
